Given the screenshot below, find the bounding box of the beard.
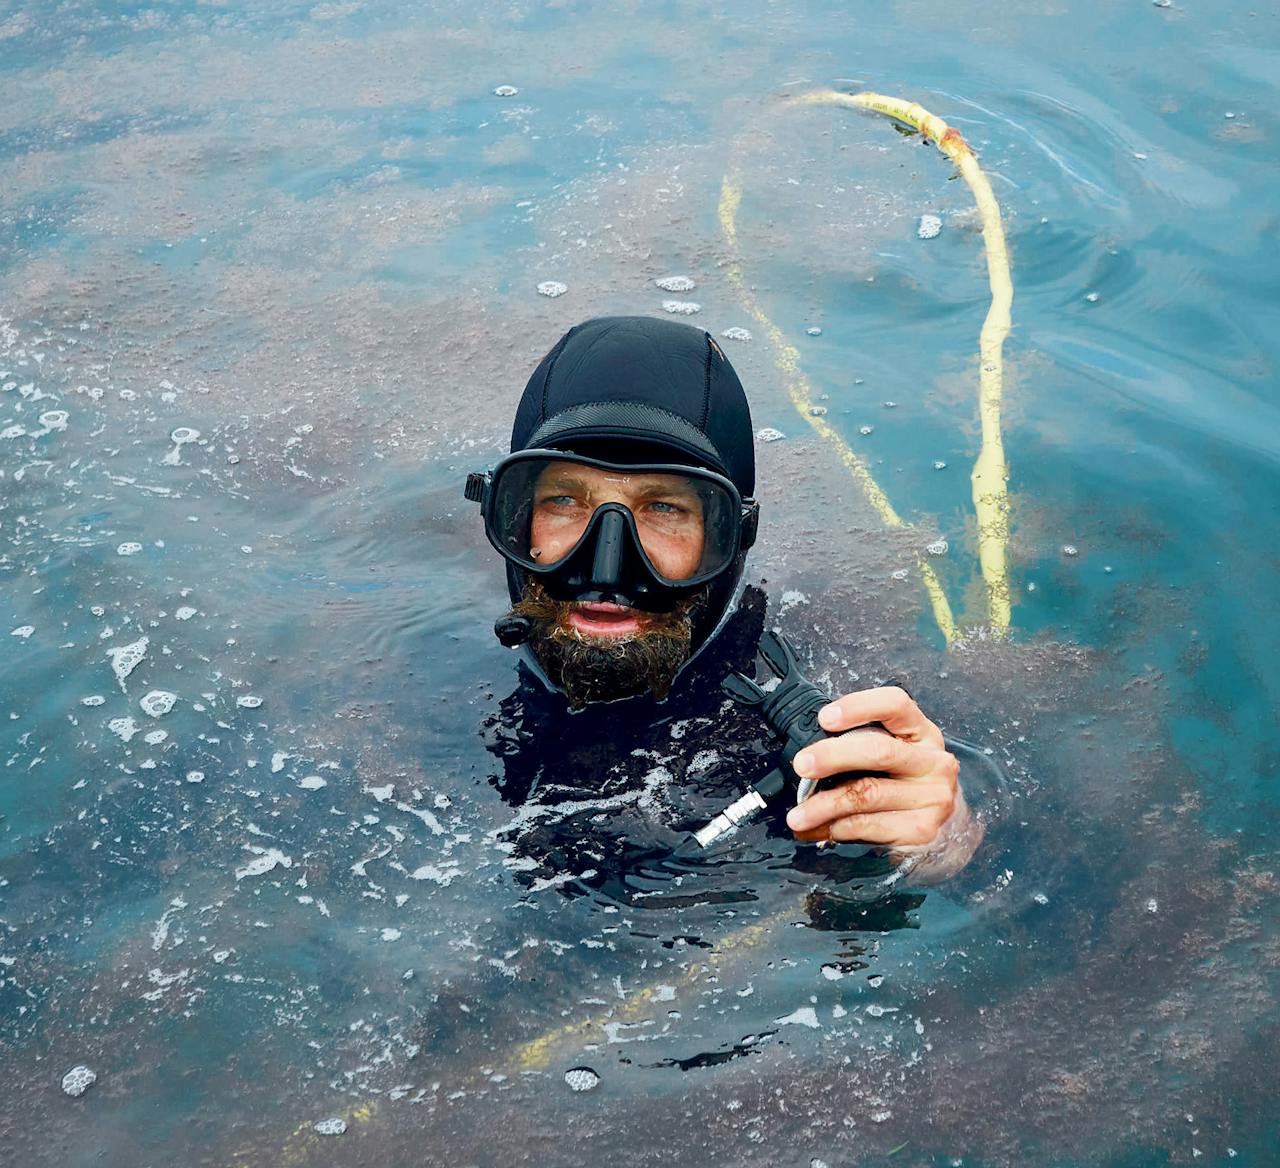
[510,578,704,709]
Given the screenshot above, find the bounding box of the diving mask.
[465,449,759,611]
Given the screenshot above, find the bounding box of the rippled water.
[2,3,1277,1166]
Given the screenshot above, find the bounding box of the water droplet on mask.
[564,1066,600,1092]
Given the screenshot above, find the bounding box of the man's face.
[529,460,706,638]
[509,460,711,706]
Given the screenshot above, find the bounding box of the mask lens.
[488,455,739,583]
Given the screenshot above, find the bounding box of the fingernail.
[786,807,806,830]
[817,703,840,729]
[793,751,815,777]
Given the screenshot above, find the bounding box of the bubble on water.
[859,424,873,435]
[806,326,822,337]
[1062,544,1079,557]
[1145,897,1159,913]
[144,729,168,745]
[171,427,199,443]
[108,717,139,742]
[236,695,263,709]
[720,327,752,342]
[1033,891,1050,905]
[1152,0,1172,6]
[380,928,402,942]
[116,542,143,556]
[809,406,828,417]
[174,606,197,621]
[890,568,909,581]
[661,300,701,316]
[140,690,177,717]
[1084,292,1100,303]
[882,401,897,409]
[186,770,205,783]
[655,275,695,293]
[61,1065,97,1097]
[493,85,519,97]
[10,625,34,638]
[933,460,947,470]
[81,695,105,706]
[926,539,948,557]
[755,427,786,443]
[564,1066,600,1092]
[917,214,943,240]
[811,1159,832,1168]
[314,1117,347,1136]
[867,974,884,987]
[536,280,568,298]
[298,775,327,790]
[0,424,26,439]
[38,410,69,431]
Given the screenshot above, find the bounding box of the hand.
[784,687,960,853]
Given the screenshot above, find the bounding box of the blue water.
[2,2,1278,1165]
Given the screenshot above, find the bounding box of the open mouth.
[565,601,647,639]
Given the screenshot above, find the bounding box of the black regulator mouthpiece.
[692,630,836,848]
[493,613,533,648]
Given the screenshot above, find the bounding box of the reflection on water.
[2,1,1278,1165]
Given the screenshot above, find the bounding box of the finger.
[793,733,951,785]
[793,809,945,848]
[787,775,954,834]
[816,686,944,747]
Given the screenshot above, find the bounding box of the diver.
[468,315,984,889]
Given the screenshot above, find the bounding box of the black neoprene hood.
[510,315,756,496]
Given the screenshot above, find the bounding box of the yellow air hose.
[723,89,1015,639]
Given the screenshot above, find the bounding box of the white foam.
[61,1065,97,1097]
[117,542,142,556]
[661,300,700,315]
[235,846,292,880]
[720,327,752,342]
[775,1006,820,1028]
[655,275,695,292]
[536,280,568,298]
[174,606,197,621]
[140,690,177,717]
[298,775,327,790]
[81,695,105,706]
[493,85,519,97]
[917,214,942,240]
[755,427,785,443]
[314,1117,347,1136]
[108,716,139,742]
[9,625,34,639]
[235,695,262,709]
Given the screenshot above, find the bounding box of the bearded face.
[510,579,704,708]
